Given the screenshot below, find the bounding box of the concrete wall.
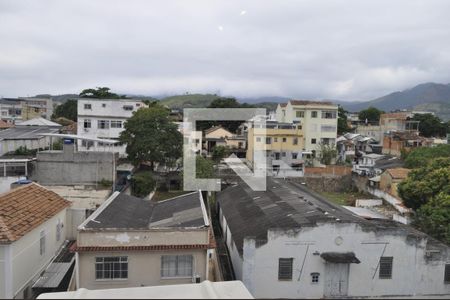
[219,208,243,280]
[240,223,450,299]
[66,209,87,240]
[34,144,118,185]
[10,209,67,299]
[0,177,19,194]
[0,137,52,156]
[0,245,7,298]
[78,249,207,290]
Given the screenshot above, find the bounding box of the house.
[0,122,61,156]
[77,98,146,156]
[204,126,234,153]
[336,133,377,163]
[75,191,215,290]
[245,120,305,177]
[37,280,253,299]
[0,98,54,123]
[217,178,450,299]
[379,168,411,199]
[382,131,432,157]
[275,100,338,152]
[0,183,72,299]
[355,124,382,143]
[353,153,385,176]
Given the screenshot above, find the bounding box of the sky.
[1,0,450,101]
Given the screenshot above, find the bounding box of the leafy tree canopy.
[411,113,448,138]
[337,105,351,135]
[79,87,125,99]
[196,156,214,178]
[131,171,156,197]
[52,99,77,121]
[119,105,182,168]
[358,106,384,123]
[403,144,450,168]
[211,145,230,163]
[317,143,337,165]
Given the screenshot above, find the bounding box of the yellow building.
[246,121,305,176]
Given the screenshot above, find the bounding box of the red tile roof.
[0,183,71,244]
[0,120,13,129]
[290,100,334,106]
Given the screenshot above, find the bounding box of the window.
[321,125,337,132]
[278,258,293,280]
[311,111,318,118]
[40,230,46,256]
[98,120,110,129]
[266,137,272,144]
[256,137,261,142]
[282,152,286,157]
[321,110,337,119]
[96,257,128,280]
[379,257,393,279]
[311,272,320,283]
[102,103,106,108]
[274,137,278,142]
[161,255,193,278]
[321,138,335,145]
[282,137,287,143]
[81,140,94,148]
[311,138,317,144]
[295,111,305,118]
[123,105,133,111]
[292,153,298,159]
[110,120,122,128]
[136,103,141,107]
[83,119,91,129]
[84,104,92,110]
[445,264,450,283]
[293,138,298,145]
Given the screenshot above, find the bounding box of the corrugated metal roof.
[32,261,74,289]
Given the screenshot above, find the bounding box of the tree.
[414,192,450,244]
[358,106,384,123]
[398,157,450,210]
[131,171,156,197]
[196,156,214,178]
[211,145,230,163]
[337,105,350,134]
[411,113,448,137]
[317,143,337,165]
[52,99,77,121]
[403,144,450,168]
[119,105,183,168]
[79,87,124,99]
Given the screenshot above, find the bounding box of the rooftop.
[0,183,71,243]
[18,117,62,127]
[0,126,60,141]
[81,191,207,230]
[289,100,335,106]
[37,280,253,299]
[217,178,438,256]
[386,167,411,179]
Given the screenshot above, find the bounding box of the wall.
[241,223,450,299]
[0,177,19,194]
[356,125,382,143]
[78,249,207,290]
[11,209,67,299]
[66,209,87,240]
[305,165,352,176]
[205,128,233,139]
[0,245,8,298]
[34,144,118,185]
[219,208,243,280]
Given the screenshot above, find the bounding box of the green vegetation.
[319,191,371,206]
[337,105,350,134]
[398,156,450,244]
[119,104,183,168]
[152,190,191,202]
[14,146,36,156]
[98,179,113,188]
[130,171,156,197]
[79,87,125,99]
[402,144,450,168]
[358,106,384,123]
[211,146,230,163]
[196,156,215,178]
[317,143,337,165]
[52,99,77,121]
[411,113,450,137]
[52,140,63,150]
[159,93,220,108]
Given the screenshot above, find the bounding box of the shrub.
[131,172,156,197]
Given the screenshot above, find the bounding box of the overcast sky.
[1,0,450,101]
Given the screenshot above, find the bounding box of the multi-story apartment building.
[77,99,146,156]
[276,100,338,152]
[0,98,53,123]
[246,120,305,177]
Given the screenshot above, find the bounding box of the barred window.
[311,272,320,283]
[278,258,293,280]
[295,111,305,118]
[321,125,337,132]
[110,120,122,128]
[321,110,337,119]
[379,257,393,279]
[161,255,193,278]
[83,119,91,129]
[96,257,128,280]
[98,120,110,129]
[445,264,450,283]
[84,104,92,110]
[311,111,318,118]
[293,138,298,145]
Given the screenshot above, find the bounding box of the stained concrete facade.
[33,143,118,186]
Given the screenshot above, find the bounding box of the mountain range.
[34,82,450,121]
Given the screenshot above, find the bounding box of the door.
[324,263,349,298]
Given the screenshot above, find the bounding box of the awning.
[32,261,74,289]
[320,252,361,264]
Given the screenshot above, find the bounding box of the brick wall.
[305,165,352,176]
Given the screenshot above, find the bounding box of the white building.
[0,183,71,299]
[77,98,146,156]
[276,100,338,153]
[217,178,450,299]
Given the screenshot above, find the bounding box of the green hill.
[159,94,220,108]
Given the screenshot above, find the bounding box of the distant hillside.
[341,83,450,120]
[159,94,220,108]
[413,102,450,122]
[35,94,79,103]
